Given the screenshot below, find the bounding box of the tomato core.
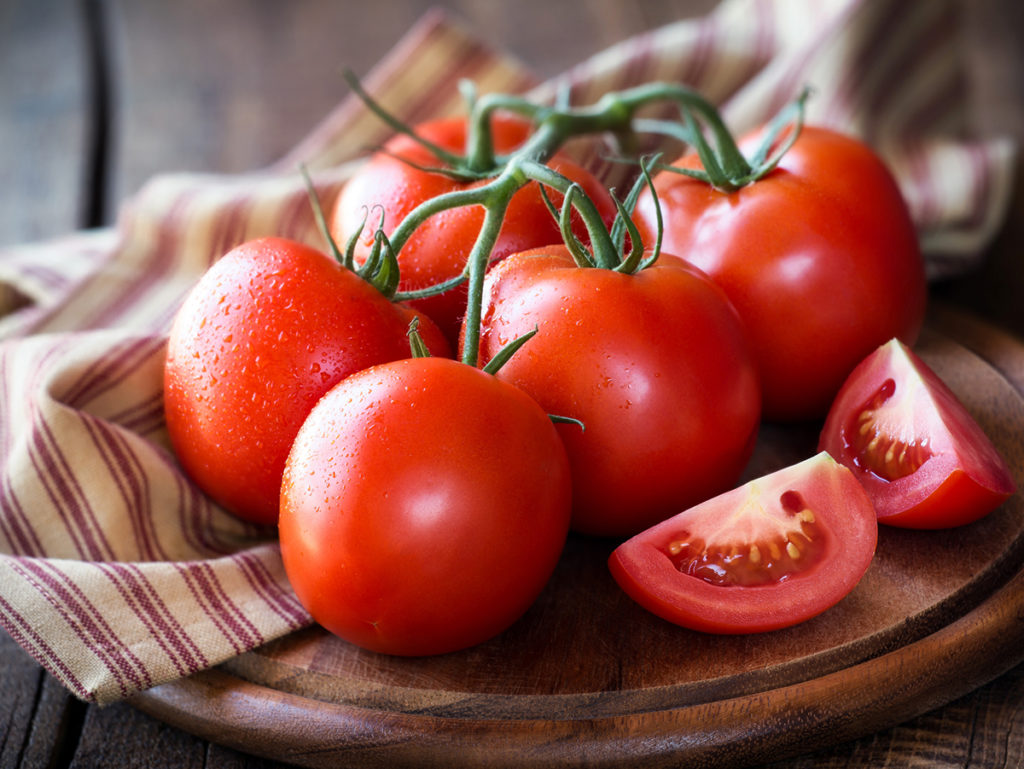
[845,377,935,482]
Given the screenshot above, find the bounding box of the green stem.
[386,185,491,256]
[461,197,512,367]
[520,160,619,268]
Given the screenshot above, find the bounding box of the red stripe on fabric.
[679,7,717,90]
[816,0,904,129]
[0,590,93,701]
[741,0,778,87]
[60,336,164,409]
[82,192,191,331]
[13,560,150,697]
[277,183,321,244]
[175,562,261,654]
[235,548,311,630]
[99,562,210,675]
[196,560,264,645]
[0,342,66,556]
[207,194,255,266]
[155,438,267,558]
[79,414,161,562]
[16,263,73,292]
[862,2,955,142]
[30,414,112,561]
[106,389,166,436]
[0,482,44,556]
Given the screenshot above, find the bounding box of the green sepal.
[343,69,465,170]
[481,327,537,376]
[406,317,432,358]
[549,413,585,431]
[300,164,349,268]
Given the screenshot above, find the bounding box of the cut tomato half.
[608,453,878,634]
[819,339,1016,529]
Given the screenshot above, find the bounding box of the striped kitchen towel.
[0,0,1016,704]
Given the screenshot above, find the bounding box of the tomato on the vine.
[608,452,878,634]
[330,114,616,346]
[633,126,927,421]
[163,236,451,526]
[819,338,1016,529]
[469,245,761,538]
[279,356,572,656]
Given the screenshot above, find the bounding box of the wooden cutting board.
[131,303,1024,768]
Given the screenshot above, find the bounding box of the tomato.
[633,126,927,421]
[164,236,451,525]
[819,338,1016,529]
[608,452,878,634]
[278,356,571,656]
[469,246,761,538]
[330,114,616,347]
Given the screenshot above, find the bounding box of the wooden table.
[2,1,1022,767]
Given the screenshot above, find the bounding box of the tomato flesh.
[819,339,1016,529]
[666,487,826,587]
[608,453,878,634]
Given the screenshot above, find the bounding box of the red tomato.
[469,246,761,538]
[608,452,878,634]
[330,114,616,346]
[819,338,1016,529]
[633,126,927,421]
[278,356,572,656]
[164,236,451,525]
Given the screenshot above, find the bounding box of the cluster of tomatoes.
[163,82,1016,654]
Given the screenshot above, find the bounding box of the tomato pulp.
[609,453,878,634]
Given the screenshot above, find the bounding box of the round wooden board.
[131,304,1024,768]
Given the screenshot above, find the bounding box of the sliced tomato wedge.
[819,338,1016,529]
[608,453,877,634]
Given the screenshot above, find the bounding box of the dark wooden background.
[1,0,1023,767]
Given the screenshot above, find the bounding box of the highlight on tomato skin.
[819,338,1017,530]
[608,453,878,635]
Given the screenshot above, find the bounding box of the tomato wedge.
[608,453,877,634]
[819,338,1016,529]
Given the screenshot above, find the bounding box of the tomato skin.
[331,115,616,346]
[163,237,451,525]
[469,246,761,538]
[608,452,878,634]
[279,356,571,656]
[633,126,927,421]
[819,339,1016,529]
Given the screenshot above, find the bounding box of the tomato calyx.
[301,165,413,300]
[647,87,809,193]
[543,155,664,274]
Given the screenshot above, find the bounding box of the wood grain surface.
[2,1,1023,767]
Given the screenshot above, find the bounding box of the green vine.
[342,76,810,367]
